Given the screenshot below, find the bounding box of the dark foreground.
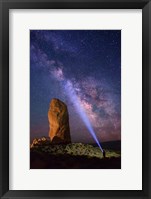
[30,151,121,169]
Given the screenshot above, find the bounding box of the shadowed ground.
[30,151,121,169]
[30,138,121,169]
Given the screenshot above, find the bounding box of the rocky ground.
[30,137,121,169]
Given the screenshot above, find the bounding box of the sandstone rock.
[30,137,50,148]
[48,98,71,144]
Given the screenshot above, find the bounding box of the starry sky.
[30,30,121,143]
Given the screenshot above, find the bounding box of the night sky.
[30,30,121,143]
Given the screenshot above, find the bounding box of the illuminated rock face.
[48,98,71,144]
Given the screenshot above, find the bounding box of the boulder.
[48,98,71,144]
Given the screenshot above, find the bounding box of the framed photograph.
[0,0,150,198]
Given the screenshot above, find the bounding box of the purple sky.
[30,30,121,143]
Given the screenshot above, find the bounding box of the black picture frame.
[0,0,150,198]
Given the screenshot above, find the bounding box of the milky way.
[30,30,121,143]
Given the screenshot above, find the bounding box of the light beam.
[64,80,103,152]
